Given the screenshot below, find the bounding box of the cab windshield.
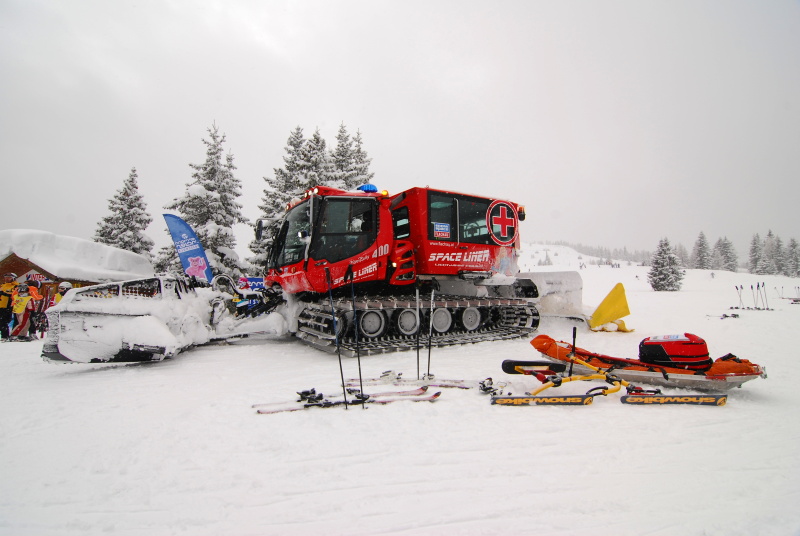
[268,200,312,268]
[268,196,377,269]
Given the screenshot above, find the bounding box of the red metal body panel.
[264,186,524,294]
[391,187,521,278]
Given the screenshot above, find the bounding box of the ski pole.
[425,278,439,379]
[763,282,770,310]
[345,265,364,407]
[757,283,763,309]
[415,285,421,380]
[325,267,348,409]
[567,326,577,377]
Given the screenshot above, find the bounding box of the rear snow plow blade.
[589,283,631,330]
[518,271,584,319]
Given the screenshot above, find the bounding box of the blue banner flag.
[163,214,214,283]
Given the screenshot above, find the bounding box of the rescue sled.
[530,333,766,392]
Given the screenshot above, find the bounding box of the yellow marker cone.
[589,283,630,330]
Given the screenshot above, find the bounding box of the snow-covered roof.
[0,229,155,282]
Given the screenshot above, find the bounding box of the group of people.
[0,273,73,342]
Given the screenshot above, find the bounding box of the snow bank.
[0,229,154,282]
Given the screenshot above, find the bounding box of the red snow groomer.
[256,185,582,355]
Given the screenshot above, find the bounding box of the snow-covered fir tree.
[748,233,762,273]
[329,125,375,191]
[711,237,738,272]
[747,231,800,277]
[152,244,183,273]
[249,124,376,267]
[161,123,250,278]
[673,243,690,268]
[262,127,306,217]
[350,130,375,189]
[785,239,800,278]
[690,231,711,269]
[93,167,154,257]
[297,128,334,192]
[648,238,684,291]
[756,230,781,275]
[248,127,307,267]
[330,123,356,190]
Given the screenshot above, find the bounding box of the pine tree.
[710,237,737,272]
[785,239,800,278]
[774,235,786,275]
[248,124,376,266]
[152,245,183,273]
[748,234,762,273]
[756,230,780,275]
[263,127,307,217]
[164,123,250,278]
[690,232,711,269]
[330,123,356,190]
[350,130,375,189]
[648,238,684,291]
[94,167,154,257]
[249,127,308,267]
[297,128,334,191]
[719,237,738,272]
[673,243,690,268]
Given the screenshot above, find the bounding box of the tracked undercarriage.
[296,295,540,356]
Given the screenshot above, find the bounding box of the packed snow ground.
[2,245,799,536]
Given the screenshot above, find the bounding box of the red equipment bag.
[638,333,713,371]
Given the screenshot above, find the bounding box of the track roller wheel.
[459,306,482,331]
[430,308,453,333]
[358,310,388,338]
[393,308,419,336]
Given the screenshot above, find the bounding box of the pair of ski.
[495,359,728,406]
[254,385,442,414]
[344,370,480,390]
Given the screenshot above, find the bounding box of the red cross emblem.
[486,201,518,246]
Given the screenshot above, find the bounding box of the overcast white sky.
[1,0,798,260]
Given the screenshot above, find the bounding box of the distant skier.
[0,273,17,339]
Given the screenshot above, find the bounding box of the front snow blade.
[620,394,727,406]
[491,395,594,406]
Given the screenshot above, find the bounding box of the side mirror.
[255,219,265,240]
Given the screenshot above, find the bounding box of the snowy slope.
[1,247,799,536]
